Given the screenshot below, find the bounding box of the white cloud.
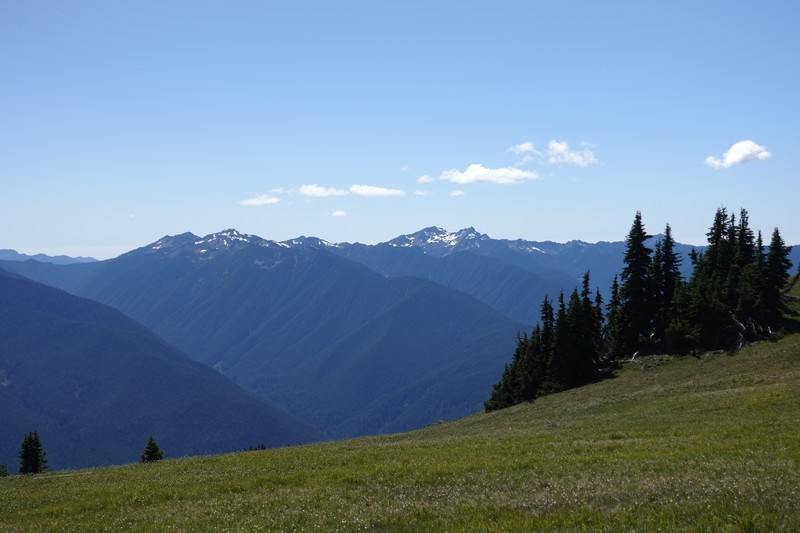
[414,190,431,196]
[704,140,772,170]
[238,194,281,206]
[508,141,541,156]
[508,141,542,166]
[417,174,434,184]
[298,184,349,197]
[331,210,347,217]
[438,163,540,185]
[546,140,599,167]
[450,190,466,196]
[349,184,406,197]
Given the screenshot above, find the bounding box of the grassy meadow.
[2,316,800,530]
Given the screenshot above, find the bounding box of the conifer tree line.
[486,207,793,412]
[1,432,165,475]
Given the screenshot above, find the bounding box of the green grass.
[2,334,800,532]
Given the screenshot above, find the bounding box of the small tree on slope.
[18,431,47,474]
[140,435,164,463]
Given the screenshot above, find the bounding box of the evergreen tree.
[684,208,738,348]
[485,275,604,411]
[550,291,569,388]
[729,210,756,315]
[561,288,585,386]
[140,435,165,463]
[487,205,792,411]
[664,279,698,353]
[533,296,557,395]
[734,209,756,268]
[18,431,47,474]
[617,211,654,356]
[660,225,682,330]
[650,240,665,339]
[674,207,791,350]
[485,332,532,411]
[593,288,605,356]
[704,207,732,274]
[575,272,602,383]
[762,227,793,317]
[604,274,624,356]
[0,463,7,477]
[539,296,555,360]
[484,361,517,412]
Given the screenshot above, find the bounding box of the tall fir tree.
[533,296,556,395]
[762,227,793,317]
[617,211,654,356]
[660,225,682,324]
[18,431,47,474]
[604,274,623,355]
[551,291,569,388]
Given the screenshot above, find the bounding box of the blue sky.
[2,1,798,259]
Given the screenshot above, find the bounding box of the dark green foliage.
[651,225,682,341]
[0,463,8,477]
[671,209,792,351]
[18,431,47,474]
[763,227,793,316]
[485,273,603,411]
[140,435,164,463]
[488,206,794,411]
[617,211,654,356]
[604,275,624,356]
[609,208,791,354]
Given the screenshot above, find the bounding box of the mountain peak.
[283,236,338,249]
[148,232,200,252]
[201,229,254,245]
[384,226,491,254]
[138,229,286,259]
[453,226,487,241]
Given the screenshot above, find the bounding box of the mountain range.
[319,226,695,323]
[2,226,796,467]
[0,249,97,265]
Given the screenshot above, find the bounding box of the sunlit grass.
[2,334,799,531]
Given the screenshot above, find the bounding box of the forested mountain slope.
[0,269,318,470]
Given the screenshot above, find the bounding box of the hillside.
[0,269,318,470]
[2,330,798,530]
